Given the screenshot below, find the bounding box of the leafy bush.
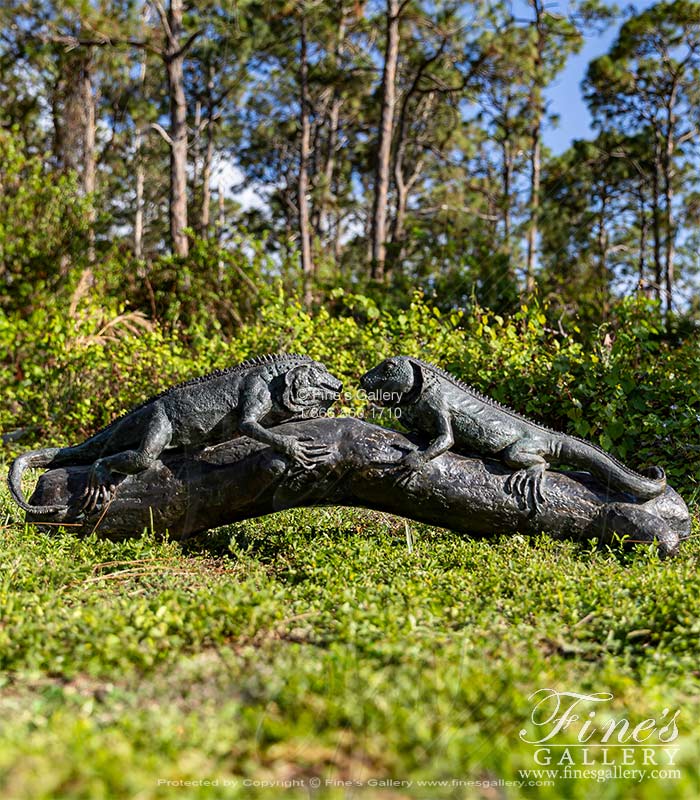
[2,285,698,498]
[91,236,282,336]
[0,129,90,311]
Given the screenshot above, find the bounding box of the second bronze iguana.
[10,353,342,515]
[360,356,665,511]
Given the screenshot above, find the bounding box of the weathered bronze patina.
[9,355,688,558]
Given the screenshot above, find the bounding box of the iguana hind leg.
[502,441,547,514]
[82,404,173,513]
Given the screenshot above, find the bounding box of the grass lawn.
[1,469,699,799]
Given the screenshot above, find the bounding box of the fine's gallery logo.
[519,689,681,772]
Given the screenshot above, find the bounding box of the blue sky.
[541,1,654,154]
[544,33,612,153]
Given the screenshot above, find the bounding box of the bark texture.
[370,0,400,281]
[165,0,189,258]
[298,14,314,307]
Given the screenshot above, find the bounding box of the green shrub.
[90,236,281,337]
[1,286,698,497]
[0,130,90,312]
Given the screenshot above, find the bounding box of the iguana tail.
[559,437,666,501]
[8,448,72,514]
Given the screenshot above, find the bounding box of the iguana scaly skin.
[360,356,665,511]
[9,354,342,515]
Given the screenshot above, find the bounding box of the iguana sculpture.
[9,354,343,515]
[360,356,666,511]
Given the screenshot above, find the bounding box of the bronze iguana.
[9,353,343,515]
[360,356,665,511]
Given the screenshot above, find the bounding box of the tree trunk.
[298,14,314,308]
[388,190,407,283]
[200,129,214,238]
[390,141,423,279]
[217,180,225,282]
[200,66,215,238]
[333,209,343,267]
[309,118,322,238]
[370,0,400,281]
[526,0,545,294]
[651,135,663,304]
[502,137,513,255]
[638,190,648,286]
[50,76,65,169]
[393,176,408,247]
[165,0,189,258]
[192,99,201,194]
[321,96,340,241]
[526,124,540,292]
[134,54,147,259]
[597,190,610,316]
[81,52,97,264]
[663,92,677,317]
[25,418,689,560]
[134,131,145,259]
[320,14,346,254]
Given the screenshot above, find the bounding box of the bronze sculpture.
[8,354,689,558]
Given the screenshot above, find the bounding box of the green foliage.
[0,129,89,311]
[2,288,699,497]
[582,0,700,314]
[91,235,280,336]
[3,4,700,794]
[540,131,653,320]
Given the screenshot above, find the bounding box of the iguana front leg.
[238,379,330,469]
[395,404,454,488]
[502,439,547,514]
[82,403,173,513]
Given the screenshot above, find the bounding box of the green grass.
[1,472,700,799]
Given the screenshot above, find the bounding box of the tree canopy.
[2,0,700,319]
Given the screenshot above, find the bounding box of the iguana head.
[360,356,418,406]
[281,361,343,414]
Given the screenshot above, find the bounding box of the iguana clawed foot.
[80,461,117,514]
[283,436,333,470]
[391,449,426,489]
[505,464,546,514]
